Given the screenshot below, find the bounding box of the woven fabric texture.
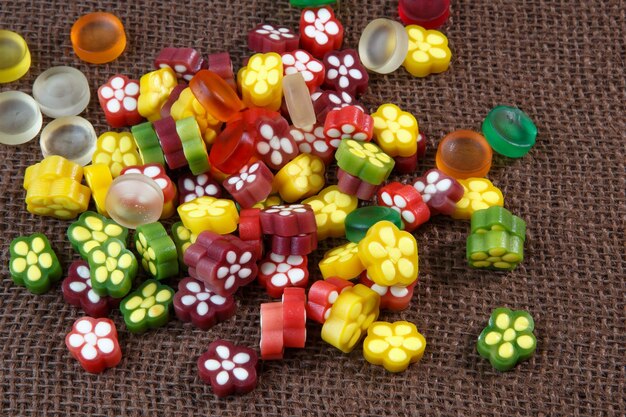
[0,0,624,416]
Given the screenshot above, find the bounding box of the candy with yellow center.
[453,178,504,220]
[319,241,365,280]
[67,211,128,259]
[274,153,325,203]
[237,52,283,110]
[138,67,178,121]
[23,155,83,190]
[363,321,426,372]
[83,164,113,216]
[403,25,452,77]
[134,222,178,280]
[177,196,239,235]
[9,233,62,294]
[120,279,174,333]
[335,139,395,185]
[170,87,222,145]
[171,221,198,266]
[358,221,418,287]
[303,186,358,240]
[25,176,91,220]
[372,104,419,157]
[87,238,137,299]
[91,132,141,177]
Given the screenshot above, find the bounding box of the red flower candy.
[198,340,258,397]
[337,168,379,200]
[98,75,143,128]
[258,252,309,298]
[62,261,119,318]
[323,49,368,97]
[209,117,256,174]
[206,52,237,91]
[260,302,284,360]
[178,172,222,204]
[271,232,317,256]
[282,287,307,348]
[174,277,236,330]
[311,89,365,124]
[306,277,354,323]
[154,47,203,81]
[65,317,122,374]
[238,208,263,258]
[255,116,299,171]
[290,122,334,164]
[281,50,325,92]
[413,168,464,215]
[299,6,344,58]
[223,161,274,209]
[248,23,299,53]
[324,105,374,148]
[377,182,431,231]
[260,204,317,236]
[360,273,416,311]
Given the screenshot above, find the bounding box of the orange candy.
[70,12,126,64]
[435,130,492,179]
[189,70,244,122]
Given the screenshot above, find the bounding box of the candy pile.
[3,0,540,397]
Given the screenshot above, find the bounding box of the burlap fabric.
[0,1,624,415]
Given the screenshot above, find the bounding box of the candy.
[120,279,174,333]
[92,131,142,177]
[318,241,365,280]
[398,0,450,29]
[170,87,222,145]
[39,116,97,166]
[83,164,113,216]
[372,103,419,157]
[105,173,164,229]
[253,194,283,210]
[299,6,344,58]
[184,231,258,296]
[306,278,354,323]
[482,106,537,158]
[154,47,203,81]
[153,115,187,169]
[206,53,236,90]
[272,230,314,255]
[97,75,143,127]
[70,12,126,64]
[283,73,317,129]
[189,70,244,122]
[471,206,527,239]
[178,172,222,204]
[87,238,137,298]
[281,50,325,92]
[311,89,364,124]
[237,52,284,111]
[176,117,211,175]
[363,321,426,372]
[453,178,504,220]
[290,122,334,164]
[260,204,317,236]
[302,185,357,240]
[171,221,197,267]
[335,139,394,185]
[9,233,62,294]
[413,168,464,215]
[223,161,274,209]
[358,221,419,287]
[344,206,403,243]
[198,340,258,397]
[274,153,325,202]
[209,118,256,174]
[159,83,186,119]
[360,273,416,311]
[477,308,536,371]
[324,106,374,147]
[323,49,368,97]
[135,222,179,280]
[248,23,299,53]
[0,91,42,145]
[336,169,380,200]
[282,287,307,348]
[260,302,285,360]
[466,230,524,270]
[0,30,30,83]
[177,196,239,235]
[358,19,409,74]
[65,317,122,373]
[32,66,90,118]
[25,156,81,188]
[290,0,336,6]
[25,177,91,220]
[121,163,177,218]
[255,115,299,170]
[138,67,178,122]
[67,211,129,259]
[258,253,309,298]
[238,208,263,240]
[174,277,236,330]
[62,261,118,318]
[436,130,492,179]
[403,25,452,77]
[321,284,380,353]
[131,121,166,166]
[377,182,430,232]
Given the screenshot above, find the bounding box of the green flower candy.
[87,238,137,298]
[9,233,62,294]
[120,279,174,333]
[135,222,178,280]
[67,211,128,259]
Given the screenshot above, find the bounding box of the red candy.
[174,277,236,330]
[62,261,118,318]
[159,83,186,119]
[97,75,143,128]
[271,232,317,256]
[306,277,354,323]
[311,89,364,124]
[65,317,122,374]
[282,287,307,348]
[260,302,284,360]
[323,49,368,97]
[154,47,203,81]
[209,118,256,174]
[299,6,344,58]
[206,52,237,91]
[248,23,299,53]
[178,172,222,204]
[238,208,264,258]
[413,168,464,215]
[324,105,374,147]
[360,273,416,311]
[255,116,299,170]
[260,204,317,236]
[154,116,186,169]
[398,0,451,29]
[290,123,334,164]
[337,169,379,200]
[281,50,325,92]
[377,182,431,231]
[198,339,258,397]
[258,253,309,298]
[223,161,274,209]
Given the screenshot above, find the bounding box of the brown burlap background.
[1,0,624,415]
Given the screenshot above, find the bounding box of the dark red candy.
[337,168,379,200]
[159,83,187,119]
[290,123,334,164]
[255,116,299,171]
[155,47,203,81]
[154,116,186,170]
[311,89,364,124]
[394,152,418,174]
[412,168,464,216]
[323,49,369,98]
[206,52,237,91]
[197,339,258,397]
[260,204,317,236]
[282,287,307,348]
[271,233,317,256]
[360,272,416,311]
[248,23,299,53]
[417,132,427,159]
[178,172,222,204]
[258,252,309,298]
[398,0,450,29]
[62,261,119,318]
[174,277,236,330]
[223,161,274,209]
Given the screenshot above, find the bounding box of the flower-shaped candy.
[177,196,239,235]
[335,139,395,185]
[323,49,368,97]
[281,50,325,92]
[372,103,419,157]
[467,230,524,270]
[10,233,62,294]
[97,75,143,128]
[290,122,334,164]
[358,221,418,287]
[154,47,203,81]
[377,182,430,232]
[121,163,178,218]
[271,233,317,256]
[360,272,416,312]
[62,261,118,317]
[324,106,374,147]
[255,116,298,170]
[88,238,137,299]
[92,132,142,178]
[67,211,129,259]
[403,25,452,77]
[238,52,283,110]
[120,279,174,333]
[238,208,264,258]
[248,24,299,53]
[23,155,83,190]
[171,221,198,266]
[223,161,273,209]
[260,204,317,236]
[258,252,309,298]
[453,178,504,220]
[178,172,222,204]
[477,308,537,371]
[25,176,91,220]
[413,168,464,215]
[318,241,365,280]
[311,90,364,124]
[302,185,358,240]
[336,168,380,200]
[135,222,179,280]
[138,67,178,121]
[299,6,344,58]
[198,340,258,397]
[363,321,426,372]
[274,153,326,202]
[83,164,112,216]
[170,87,222,145]
[65,317,121,374]
[174,277,236,329]
[306,277,354,323]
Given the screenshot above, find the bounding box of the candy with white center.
[97,74,143,127]
[121,163,178,219]
[65,317,121,373]
[174,277,236,329]
[306,277,354,323]
[223,161,273,209]
[260,204,317,236]
[290,122,334,164]
[281,50,325,92]
[299,6,344,58]
[248,23,299,53]
[377,182,431,231]
[178,172,222,204]
[258,252,309,298]
[360,272,417,311]
[154,47,203,81]
[62,260,119,318]
[323,49,369,97]
[324,105,374,148]
[413,168,464,215]
[198,339,258,397]
[255,116,298,170]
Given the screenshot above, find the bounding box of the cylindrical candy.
[482,106,537,158]
[33,66,90,118]
[105,173,164,229]
[70,12,126,64]
[0,91,42,145]
[436,130,493,179]
[283,73,316,128]
[358,19,409,74]
[0,30,31,83]
[345,206,403,243]
[189,70,244,122]
[39,116,97,166]
[398,0,450,29]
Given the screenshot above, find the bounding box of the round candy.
[0,30,31,83]
[358,18,409,74]
[436,130,492,179]
[398,0,450,29]
[33,66,90,118]
[0,91,42,145]
[39,116,97,166]
[70,12,126,64]
[482,106,537,158]
[345,206,403,243]
[105,173,164,229]
[189,70,244,122]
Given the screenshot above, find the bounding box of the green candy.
[131,121,165,165]
[171,221,197,267]
[477,307,537,371]
[290,0,336,7]
[345,206,403,243]
[135,222,179,280]
[335,139,395,185]
[88,238,137,298]
[471,206,526,240]
[67,211,129,259]
[176,116,210,175]
[466,230,524,270]
[120,279,174,333]
[482,106,537,158]
[9,233,62,294]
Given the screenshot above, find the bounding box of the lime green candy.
[471,206,526,240]
[171,221,197,267]
[9,233,62,294]
[67,211,129,259]
[120,279,174,333]
[131,121,165,165]
[482,106,537,158]
[290,0,336,6]
[335,139,395,185]
[135,222,178,280]
[176,116,210,175]
[87,238,137,298]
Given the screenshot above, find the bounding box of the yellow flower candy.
[303,186,358,240]
[274,153,325,203]
[372,103,419,157]
[91,131,142,177]
[23,155,83,190]
[237,53,283,110]
[177,196,239,235]
[363,321,426,372]
[403,25,452,77]
[138,67,178,121]
[319,241,364,280]
[26,177,90,220]
[83,164,113,216]
[453,178,504,220]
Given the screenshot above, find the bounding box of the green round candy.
[345,206,403,243]
[482,106,537,158]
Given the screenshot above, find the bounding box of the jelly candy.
[138,67,178,122]
[413,169,464,215]
[398,0,450,29]
[70,12,126,64]
[302,185,357,240]
[121,163,177,218]
[97,75,143,128]
[248,23,299,53]
[372,103,419,157]
[223,161,274,209]
[258,252,309,298]
[135,222,179,280]
[9,233,62,294]
[344,206,403,243]
[363,321,426,372]
[120,279,174,333]
[39,116,97,166]
[189,70,244,122]
[358,19,409,74]
[177,196,239,235]
[299,6,344,58]
[482,106,537,158]
[274,153,325,202]
[283,73,317,129]
[0,91,42,145]
[0,30,30,83]
[65,317,122,373]
[105,173,164,229]
[335,139,394,185]
[324,106,374,147]
[466,230,524,270]
[170,87,222,146]
[174,277,236,330]
[198,340,258,397]
[33,66,90,118]
[209,118,256,175]
[436,130,492,179]
[237,52,284,111]
[403,25,452,77]
[377,182,430,232]
[154,47,203,81]
[323,49,368,97]
[318,241,365,280]
[453,178,504,220]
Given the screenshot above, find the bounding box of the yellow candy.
[303,186,358,240]
[170,87,222,146]
[237,52,283,111]
[252,194,283,210]
[372,103,419,157]
[453,178,504,220]
[91,131,142,177]
[363,321,426,372]
[138,67,178,122]
[319,242,365,280]
[23,155,83,190]
[403,25,452,78]
[177,196,239,235]
[274,153,325,203]
[26,177,90,220]
[83,164,113,216]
